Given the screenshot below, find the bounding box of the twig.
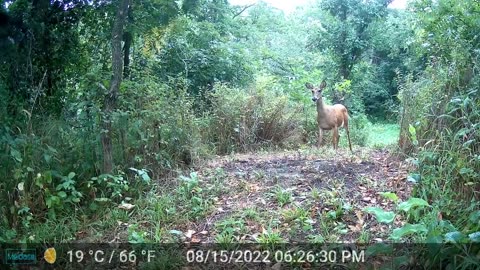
[232,4,255,19]
[97,82,108,92]
[29,70,48,116]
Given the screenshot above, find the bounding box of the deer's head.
[305,80,326,103]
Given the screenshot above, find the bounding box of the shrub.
[206,76,304,154]
[0,76,208,240]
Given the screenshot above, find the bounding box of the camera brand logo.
[5,249,37,265]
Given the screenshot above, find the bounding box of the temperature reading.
[67,250,84,262]
[119,250,136,263]
[67,249,156,264]
[143,250,156,262]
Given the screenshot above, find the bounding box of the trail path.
[181,148,413,243]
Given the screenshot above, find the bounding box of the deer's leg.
[318,127,323,147]
[333,126,338,150]
[336,127,340,148]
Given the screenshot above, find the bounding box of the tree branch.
[232,4,255,19]
[97,82,108,92]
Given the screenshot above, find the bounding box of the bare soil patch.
[182,148,413,243]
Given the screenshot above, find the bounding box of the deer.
[305,80,353,152]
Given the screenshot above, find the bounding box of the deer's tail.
[344,110,353,152]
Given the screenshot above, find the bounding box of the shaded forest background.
[0,0,479,247]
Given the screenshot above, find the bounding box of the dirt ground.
[182,147,414,243]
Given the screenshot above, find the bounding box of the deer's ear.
[319,80,326,89]
[305,82,314,89]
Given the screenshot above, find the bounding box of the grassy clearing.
[75,146,410,244]
[11,123,400,244]
[335,122,399,150]
[366,123,399,147]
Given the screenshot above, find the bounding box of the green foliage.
[362,10,414,117]
[397,197,430,213]
[306,0,398,118]
[364,207,396,224]
[365,194,432,240]
[147,11,252,96]
[177,172,212,219]
[390,224,428,241]
[378,191,399,203]
[1,0,86,115]
[366,191,480,268]
[397,0,480,247]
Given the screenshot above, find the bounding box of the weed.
[177,172,212,220]
[307,234,325,244]
[257,228,284,247]
[357,229,371,243]
[215,230,237,248]
[272,186,293,207]
[242,207,259,221]
[310,187,321,200]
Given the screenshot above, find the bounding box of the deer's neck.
[316,98,327,116]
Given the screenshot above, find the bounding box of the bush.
[206,76,304,154]
[0,76,209,240]
[117,77,207,173]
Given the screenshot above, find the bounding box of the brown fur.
[306,81,353,151]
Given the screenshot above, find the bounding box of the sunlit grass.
[366,123,399,147]
[337,122,399,149]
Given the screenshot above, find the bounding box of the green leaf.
[407,174,421,183]
[57,191,67,198]
[393,256,411,267]
[45,171,53,184]
[169,230,183,236]
[67,172,76,179]
[10,149,22,163]
[46,196,60,208]
[378,192,399,202]
[468,232,480,243]
[444,231,466,243]
[47,145,58,153]
[459,167,474,175]
[130,168,151,182]
[141,171,151,182]
[397,198,430,212]
[43,153,51,164]
[364,207,396,224]
[390,224,428,240]
[425,235,443,243]
[408,124,416,136]
[469,211,480,223]
[327,210,337,219]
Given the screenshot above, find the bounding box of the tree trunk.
[123,6,134,78]
[123,31,132,78]
[101,0,130,173]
